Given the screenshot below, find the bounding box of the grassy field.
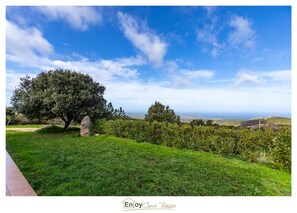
[6,130,291,196]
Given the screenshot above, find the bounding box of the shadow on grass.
[36,126,80,134]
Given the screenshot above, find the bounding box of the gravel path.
[6,128,39,132]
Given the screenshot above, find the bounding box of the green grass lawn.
[6,131,291,196]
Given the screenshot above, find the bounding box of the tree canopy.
[206,120,214,126]
[6,107,16,125]
[144,101,180,123]
[103,102,126,120]
[190,119,205,127]
[11,69,107,128]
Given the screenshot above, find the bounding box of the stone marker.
[80,115,91,137]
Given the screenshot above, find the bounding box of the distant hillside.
[265,116,291,125]
[126,113,291,128]
[213,119,242,126]
[239,117,291,129]
[240,119,267,128]
[126,113,145,120]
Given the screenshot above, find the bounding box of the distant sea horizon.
[126,112,291,120]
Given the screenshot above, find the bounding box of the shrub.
[91,119,106,134]
[269,127,291,171]
[206,120,213,126]
[190,119,204,127]
[237,130,262,162]
[92,119,290,172]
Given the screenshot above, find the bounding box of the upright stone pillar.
[80,116,91,137]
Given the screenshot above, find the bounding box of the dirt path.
[6,128,39,132]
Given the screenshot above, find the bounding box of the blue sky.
[6,6,291,117]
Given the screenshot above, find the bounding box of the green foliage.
[93,119,291,172]
[6,107,16,125]
[6,107,45,125]
[103,102,126,120]
[144,101,180,123]
[11,69,106,129]
[237,130,262,162]
[190,119,204,127]
[206,120,214,126]
[91,119,105,135]
[269,127,291,171]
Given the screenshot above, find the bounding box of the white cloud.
[197,28,223,57]
[235,69,291,86]
[6,20,53,65]
[228,16,256,49]
[6,22,146,97]
[49,56,145,81]
[6,19,145,83]
[164,59,215,87]
[235,72,260,85]
[6,70,37,94]
[95,58,143,79]
[262,70,291,82]
[172,69,215,87]
[112,55,146,67]
[7,68,290,114]
[6,70,38,106]
[183,70,214,79]
[164,60,179,74]
[5,10,291,116]
[36,6,102,31]
[6,55,146,107]
[196,8,224,57]
[104,80,291,114]
[117,12,167,67]
[197,13,257,57]
[6,54,145,98]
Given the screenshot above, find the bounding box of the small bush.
[91,119,106,134]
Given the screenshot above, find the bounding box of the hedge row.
[93,119,291,172]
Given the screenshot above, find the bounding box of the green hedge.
[93,119,291,172]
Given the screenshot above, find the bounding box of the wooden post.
[259,118,260,130]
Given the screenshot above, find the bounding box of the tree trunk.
[64,119,72,129]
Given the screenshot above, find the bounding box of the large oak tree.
[11,69,107,129]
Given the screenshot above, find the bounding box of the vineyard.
[93,119,291,172]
